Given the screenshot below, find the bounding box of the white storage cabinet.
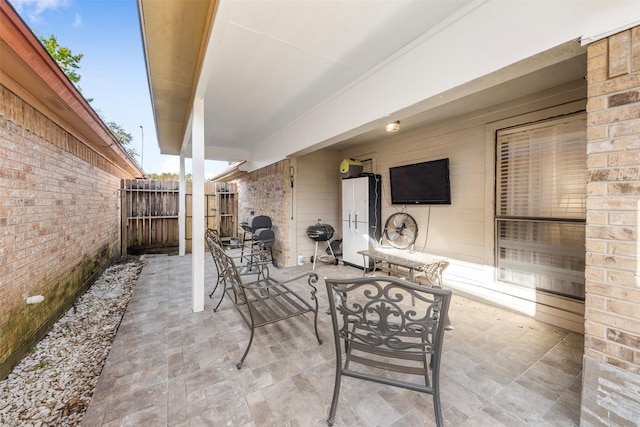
[341,175,381,268]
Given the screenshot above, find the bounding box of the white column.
[191,98,205,312]
[179,154,186,256]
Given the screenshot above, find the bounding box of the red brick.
[0,85,123,376]
[608,30,631,78]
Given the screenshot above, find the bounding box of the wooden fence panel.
[122,180,220,254]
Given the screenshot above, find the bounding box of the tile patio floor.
[82,253,584,426]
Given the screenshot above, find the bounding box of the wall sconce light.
[386,121,400,133]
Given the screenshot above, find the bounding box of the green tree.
[37,33,139,162]
[104,120,138,159]
[37,33,84,89]
[146,173,192,182]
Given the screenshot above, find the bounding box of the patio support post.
[191,97,205,312]
[179,154,186,256]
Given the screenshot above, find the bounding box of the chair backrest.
[206,232,246,304]
[205,228,225,277]
[206,228,223,246]
[325,275,451,389]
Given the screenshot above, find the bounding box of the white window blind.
[361,158,373,174]
[496,113,586,300]
[497,115,587,219]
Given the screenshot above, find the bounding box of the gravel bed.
[0,258,144,427]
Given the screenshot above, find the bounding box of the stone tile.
[84,254,583,427]
[450,363,508,401]
[473,401,528,426]
[379,387,434,419]
[543,392,581,426]
[352,391,403,426]
[491,380,557,423]
[390,408,438,427]
[100,382,168,425]
[166,377,190,425]
[102,405,167,427]
[518,358,581,395]
[441,377,489,419]
[81,397,108,426]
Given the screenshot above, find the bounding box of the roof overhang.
[0,0,143,179]
[139,0,640,173]
[137,0,217,157]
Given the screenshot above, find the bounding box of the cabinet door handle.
[354,214,358,229]
[348,214,352,230]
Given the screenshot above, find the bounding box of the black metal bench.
[206,235,322,369]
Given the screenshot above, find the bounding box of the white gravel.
[0,258,143,427]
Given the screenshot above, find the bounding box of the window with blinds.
[361,158,373,174]
[496,113,586,300]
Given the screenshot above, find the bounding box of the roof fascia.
[0,0,143,178]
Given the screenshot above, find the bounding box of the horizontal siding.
[343,123,488,265]
[325,82,587,330]
[296,150,342,261]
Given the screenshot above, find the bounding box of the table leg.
[361,253,368,275]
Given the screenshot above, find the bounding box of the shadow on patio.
[83,253,583,426]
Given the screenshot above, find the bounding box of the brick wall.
[235,159,291,266]
[0,85,122,379]
[582,26,640,425]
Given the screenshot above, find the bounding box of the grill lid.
[252,228,275,246]
[240,212,272,232]
[306,220,335,241]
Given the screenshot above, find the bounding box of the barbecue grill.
[252,228,275,247]
[240,212,272,233]
[240,212,276,266]
[306,219,338,269]
[307,222,335,241]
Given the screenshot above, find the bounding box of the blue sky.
[9,0,228,178]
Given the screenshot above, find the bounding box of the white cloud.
[72,12,81,27]
[9,0,71,22]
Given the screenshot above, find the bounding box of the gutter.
[210,161,247,182]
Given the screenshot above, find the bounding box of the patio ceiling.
[138,0,591,172]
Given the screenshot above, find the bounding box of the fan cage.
[383,213,418,249]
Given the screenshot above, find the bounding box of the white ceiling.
[140,0,630,170]
[198,0,475,157]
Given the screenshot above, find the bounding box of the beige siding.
[333,81,588,332]
[295,150,342,263]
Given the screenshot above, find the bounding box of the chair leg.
[236,326,255,369]
[327,371,342,426]
[313,300,322,345]
[208,275,223,298]
[212,284,227,312]
[433,381,444,427]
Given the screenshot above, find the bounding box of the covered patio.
[83,254,582,426]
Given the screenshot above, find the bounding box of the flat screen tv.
[389,158,451,205]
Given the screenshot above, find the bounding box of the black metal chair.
[205,228,268,311]
[208,237,322,369]
[324,275,452,426]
